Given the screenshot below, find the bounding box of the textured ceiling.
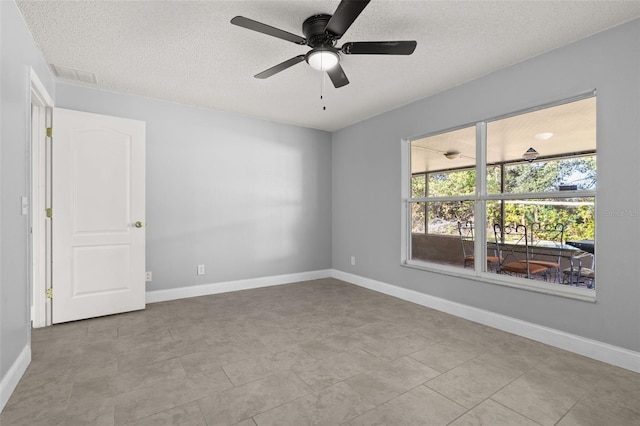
[16,0,640,132]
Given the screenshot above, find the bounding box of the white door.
[52,108,145,323]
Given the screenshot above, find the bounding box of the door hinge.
[46,288,53,300]
[46,208,52,218]
[46,127,52,138]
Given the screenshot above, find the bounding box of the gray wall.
[0,1,55,379]
[55,84,332,292]
[332,19,640,352]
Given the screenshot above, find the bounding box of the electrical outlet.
[350,256,356,266]
[197,264,206,275]
[145,271,152,282]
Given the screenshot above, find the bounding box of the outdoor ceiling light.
[523,147,539,162]
[306,49,339,71]
[535,132,554,140]
[444,150,461,160]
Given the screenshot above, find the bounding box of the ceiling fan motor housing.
[303,14,336,48]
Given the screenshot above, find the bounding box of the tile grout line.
[552,389,589,426]
[489,397,546,425]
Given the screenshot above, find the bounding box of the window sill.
[402,259,597,303]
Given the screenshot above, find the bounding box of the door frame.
[30,68,53,328]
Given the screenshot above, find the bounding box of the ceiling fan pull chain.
[321,71,326,111]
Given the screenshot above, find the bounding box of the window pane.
[410,201,474,268]
[487,198,595,288]
[487,97,596,194]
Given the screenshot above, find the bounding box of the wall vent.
[50,64,98,84]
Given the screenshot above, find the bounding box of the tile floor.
[2,278,639,425]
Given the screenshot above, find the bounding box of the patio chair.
[457,221,501,270]
[562,252,595,288]
[493,224,548,279]
[528,223,565,282]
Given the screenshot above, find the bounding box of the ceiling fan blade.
[231,16,306,45]
[342,41,417,55]
[325,0,371,39]
[254,55,306,79]
[327,63,350,88]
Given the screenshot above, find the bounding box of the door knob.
[134,221,143,228]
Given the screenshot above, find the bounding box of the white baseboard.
[0,345,31,413]
[331,269,640,374]
[146,269,333,304]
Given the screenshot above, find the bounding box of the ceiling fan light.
[306,50,339,71]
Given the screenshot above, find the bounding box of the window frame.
[401,92,597,302]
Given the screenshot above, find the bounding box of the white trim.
[474,122,487,274]
[146,269,332,304]
[331,269,640,373]
[400,138,411,263]
[402,259,597,303]
[30,104,47,328]
[0,345,31,412]
[29,68,54,328]
[29,69,54,107]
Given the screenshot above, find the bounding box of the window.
[406,95,596,293]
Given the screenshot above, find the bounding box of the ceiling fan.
[231,0,417,88]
